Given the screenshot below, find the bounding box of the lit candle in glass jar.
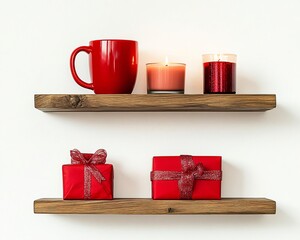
[203,54,237,94]
[147,58,186,94]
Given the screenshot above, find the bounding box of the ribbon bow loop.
[194,162,205,178]
[70,149,107,165]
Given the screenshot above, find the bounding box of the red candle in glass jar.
[147,62,186,94]
[203,54,237,94]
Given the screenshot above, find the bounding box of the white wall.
[1,0,299,239]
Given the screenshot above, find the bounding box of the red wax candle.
[203,54,237,94]
[147,63,186,94]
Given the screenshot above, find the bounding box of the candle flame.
[165,56,169,66]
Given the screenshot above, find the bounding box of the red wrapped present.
[63,149,113,200]
[151,155,222,200]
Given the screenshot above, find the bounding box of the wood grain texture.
[34,198,276,214]
[34,94,276,112]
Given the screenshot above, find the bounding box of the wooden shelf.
[34,198,276,214]
[34,94,276,112]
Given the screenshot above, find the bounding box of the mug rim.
[89,39,138,44]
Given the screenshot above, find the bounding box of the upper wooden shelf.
[34,94,276,112]
[34,198,276,215]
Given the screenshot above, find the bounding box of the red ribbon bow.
[151,155,222,199]
[70,149,107,199]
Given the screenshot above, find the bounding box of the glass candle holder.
[203,54,237,94]
[146,63,186,94]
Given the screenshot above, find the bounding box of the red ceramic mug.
[70,39,138,94]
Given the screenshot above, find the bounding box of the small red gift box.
[151,155,222,200]
[63,149,113,200]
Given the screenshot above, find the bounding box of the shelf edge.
[34,198,276,215]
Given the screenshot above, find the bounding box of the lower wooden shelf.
[34,198,276,215]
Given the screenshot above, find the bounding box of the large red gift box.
[63,149,113,200]
[151,155,222,200]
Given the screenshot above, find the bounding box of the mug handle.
[70,46,94,90]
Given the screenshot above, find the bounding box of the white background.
[1,0,299,239]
